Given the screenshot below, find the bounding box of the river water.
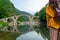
[16,31,45,40]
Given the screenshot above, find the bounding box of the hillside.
[0,0,32,19]
[16,8,32,16]
[0,0,17,18]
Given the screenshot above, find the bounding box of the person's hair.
[49,0,58,13]
[49,0,58,9]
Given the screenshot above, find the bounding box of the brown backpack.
[54,8,60,22]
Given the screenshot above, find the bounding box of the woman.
[46,0,60,40]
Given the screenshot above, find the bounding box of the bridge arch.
[16,15,32,21]
[17,15,30,22]
[16,15,31,32]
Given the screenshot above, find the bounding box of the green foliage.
[39,22,50,40]
[0,21,8,28]
[0,0,17,18]
[35,7,50,40]
[18,16,29,22]
[39,7,46,22]
[18,17,25,22]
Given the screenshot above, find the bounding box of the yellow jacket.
[46,4,60,29]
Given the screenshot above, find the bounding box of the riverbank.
[0,31,20,40]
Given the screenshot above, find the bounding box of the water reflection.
[16,31,44,40]
[17,25,30,33]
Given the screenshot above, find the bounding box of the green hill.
[0,0,18,18]
[0,0,32,19]
[16,8,32,16]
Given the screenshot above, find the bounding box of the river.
[16,31,45,40]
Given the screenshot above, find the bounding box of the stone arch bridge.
[0,14,40,33]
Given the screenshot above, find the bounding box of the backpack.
[54,8,60,22]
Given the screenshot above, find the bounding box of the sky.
[10,0,49,15]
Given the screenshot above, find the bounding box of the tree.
[0,0,17,18]
[35,7,50,40]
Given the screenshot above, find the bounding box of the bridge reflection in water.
[0,15,40,33]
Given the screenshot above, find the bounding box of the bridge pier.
[29,17,34,31]
[12,18,20,33]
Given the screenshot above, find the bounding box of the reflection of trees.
[35,7,50,40]
[17,16,30,33]
[17,25,30,33]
